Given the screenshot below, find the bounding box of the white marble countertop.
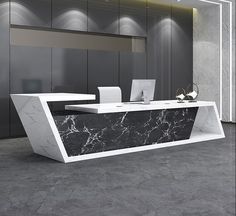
[11,93,96,102]
[65,100,216,114]
[10,93,224,163]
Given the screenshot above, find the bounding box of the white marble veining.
[66,102,224,163]
[11,93,96,163]
[11,93,224,163]
[11,95,65,162]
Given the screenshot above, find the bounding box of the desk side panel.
[192,105,225,137]
[11,95,66,162]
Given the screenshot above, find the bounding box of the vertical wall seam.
[50,0,52,93]
[170,5,173,99]
[118,52,120,87]
[87,50,89,94]
[87,0,88,32]
[146,0,148,79]
[9,0,11,136]
[51,1,52,92]
[118,0,120,35]
[192,9,193,87]
[51,0,52,29]
[87,0,89,94]
[118,0,120,88]
[51,49,53,92]
[87,0,89,95]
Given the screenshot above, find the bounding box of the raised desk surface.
[65,100,216,114]
[11,93,96,102]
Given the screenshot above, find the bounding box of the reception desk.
[11,93,225,163]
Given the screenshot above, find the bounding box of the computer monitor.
[130,79,156,103]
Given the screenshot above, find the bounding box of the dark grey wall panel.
[147,4,172,100]
[0,0,10,138]
[120,52,146,101]
[10,46,51,137]
[11,0,51,27]
[88,0,119,34]
[171,7,193,98]
[0,1,194,139]
[88,50,119,102]
[52,48,87,93]
[120,0,147,37]
[51,48,88,111]
[52,0,87,31]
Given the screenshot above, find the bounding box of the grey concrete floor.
[0,124,235,216]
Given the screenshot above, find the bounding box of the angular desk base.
[11,94,225,163]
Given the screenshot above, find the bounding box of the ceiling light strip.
[229,1,233,122]
[201,0,233,122]
[199,0,223,120]
[199,0,220,5]
[219,0,233,122]
[220,3,223,120]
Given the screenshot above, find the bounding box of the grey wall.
[171,7,193,99]
[193,6,220,117]
[10,46,52,136]
[88,50,119,103]
[0,0,193,138]
[11,0,51,27]
[120,52,147,101]
[147,4,193,100]
[193,0,236,123]
[88,0,119,34]
[147,4,172,100]
[52,0,87,31]
[120,0,147,37]
[52,48,87,94]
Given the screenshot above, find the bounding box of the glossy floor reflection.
[0,123,235,216]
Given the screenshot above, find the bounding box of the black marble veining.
[53,108,198,157]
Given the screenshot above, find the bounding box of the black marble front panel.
[53,108,198,157]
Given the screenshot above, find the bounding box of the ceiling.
[149,0,220,9]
